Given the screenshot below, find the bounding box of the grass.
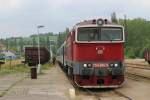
[0,59,30,76]
[0,91,6,97]
[0,59,53,76]
[39,63,53,75]
[42,63,53,70]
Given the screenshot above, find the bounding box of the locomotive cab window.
[101,27,123,41]
[77,27,123,42]
[77,27,99,41]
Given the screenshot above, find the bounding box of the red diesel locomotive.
[57,18,125,88]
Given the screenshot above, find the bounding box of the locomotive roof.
[74,19,123,28]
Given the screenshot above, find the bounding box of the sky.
[0,0,150,38]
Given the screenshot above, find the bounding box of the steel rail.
[125,63,150,67]
[126,72,150,80]
[126,65,150,70]
[113,90,133,100]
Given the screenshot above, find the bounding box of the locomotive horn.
[97,19,104,26]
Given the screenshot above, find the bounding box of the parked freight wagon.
[144,49,150,64]
[25,47,50,66]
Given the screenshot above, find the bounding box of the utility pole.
[124,14,128,34]
[49,40,53,61]
[124,14,128,44]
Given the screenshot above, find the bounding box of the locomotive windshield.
[77,27,99,41]
[77,27,123,41]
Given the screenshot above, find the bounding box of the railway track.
[125,62,150,82]
[125,62,150,67]
[126,65,150,70]
[125,63,150,70]
[113,90,133,100]
[67,75,102,100]
[126,72,150,82]
[69,76,132,100]
[83,89,101,100]
[85,89,133,100]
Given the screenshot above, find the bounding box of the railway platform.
[0,65,74,100]
[0,73,26,97]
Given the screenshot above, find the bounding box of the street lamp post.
[49,40,53,61]
[37,25,44,74]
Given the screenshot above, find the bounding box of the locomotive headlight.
[109,63,114,67]
[83,64,87,67]
[114,63,118,67]
[87,63,92,67]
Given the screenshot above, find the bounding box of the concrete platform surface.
[0,66,74,100]
[0,73,26,97]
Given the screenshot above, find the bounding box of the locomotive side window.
[77,27,99,41]
[101,28,123,41]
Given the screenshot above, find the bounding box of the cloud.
[0,0,24,13]
[0,0,150,38]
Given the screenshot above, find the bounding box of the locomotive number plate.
[93,63,109,68]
